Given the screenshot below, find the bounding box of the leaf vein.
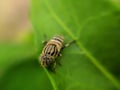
[44,68,58,90]
[44,0,120,89]
[77,11,113,37]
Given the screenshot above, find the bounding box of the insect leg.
[62,40,75,49]
[42,41,47,45]
[51,62,56,73]
[58,60,62,66]
[58,53,62,57]
[42,34,48,45]
[56,53,62,66]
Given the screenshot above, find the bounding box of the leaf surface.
[30,0,120,90]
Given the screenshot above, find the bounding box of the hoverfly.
[39,35,74,71]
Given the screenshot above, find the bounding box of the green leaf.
[31,0,120,90]
[0,43,35,78]
[0,60,53,90]
[0,43,51,90]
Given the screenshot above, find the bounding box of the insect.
[39,35,74,71]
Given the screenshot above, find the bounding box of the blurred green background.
[0,0,120,90]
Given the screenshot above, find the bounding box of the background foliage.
[0,0,120,90]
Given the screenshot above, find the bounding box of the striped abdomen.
[44,36,64,57]
[40,35,64,67]
[43,44,58,58]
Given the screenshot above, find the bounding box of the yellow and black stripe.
[40,35,64,67]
